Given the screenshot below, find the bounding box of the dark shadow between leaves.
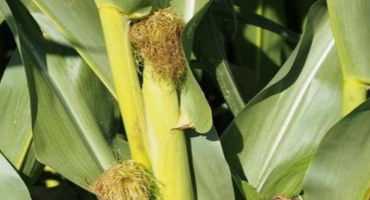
[245,19,313,109]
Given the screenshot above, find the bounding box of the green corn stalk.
[94,0,151,168]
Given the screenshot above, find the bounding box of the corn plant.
[0,0,370,200]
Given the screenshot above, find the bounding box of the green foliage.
[0,153,31,200]
[303,100,370,200]
[222,2,343,198]
[0,0,370,199]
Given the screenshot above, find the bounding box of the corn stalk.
[95,0,151,168]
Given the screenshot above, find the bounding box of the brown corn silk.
[92,160,159,200]
[129,9,186,82]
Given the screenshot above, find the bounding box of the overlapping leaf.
[222,2,343,198]
[193,9,245,115]
[188,129,235,200]
[0,0,117,189]
[327,0,370,82]
[180,0,213,133]
[0,53,32,169]
[303,100,370,200]
[22,0,115,97]
[327,0,370,114]
[0,153,31,200]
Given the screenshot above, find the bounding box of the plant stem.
[143,62,194,200]
[97,5,151,168]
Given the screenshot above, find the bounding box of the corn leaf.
[303,100,370,200]
[327,0,370,82]
[193,9,245,115]
[188,129,235,200]
[21,0,116,98]
[1,0,117,189]
[0,153,31,200]
[0,47,43,181]
[327,0,370,114]
[180,1,213,133]
[222,2,343,198]
[0,52,32,169]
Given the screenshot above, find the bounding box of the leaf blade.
[1,0,117,189]
[0,153,31,200]
[222,2,343,197]
[303,100,370,200]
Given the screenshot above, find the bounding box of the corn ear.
[143,62,194,200]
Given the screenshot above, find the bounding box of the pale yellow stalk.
[97,5,150,168]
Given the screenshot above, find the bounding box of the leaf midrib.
[256,38,335,191]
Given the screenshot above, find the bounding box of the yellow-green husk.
[95,3,193,199]
[130,9,194,200]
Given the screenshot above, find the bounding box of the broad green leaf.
[0,153,31,200]
[327,0,370,113]
[327,0,370,82]
[33,13,119,142]
[1,0,117,189]
[22,0,116,98]
[0,52,42,180]
[188,129,235,200]
[222,2,342,198]
[303,100,370,200]
[0,52,32,169]
[179,1,213,133]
